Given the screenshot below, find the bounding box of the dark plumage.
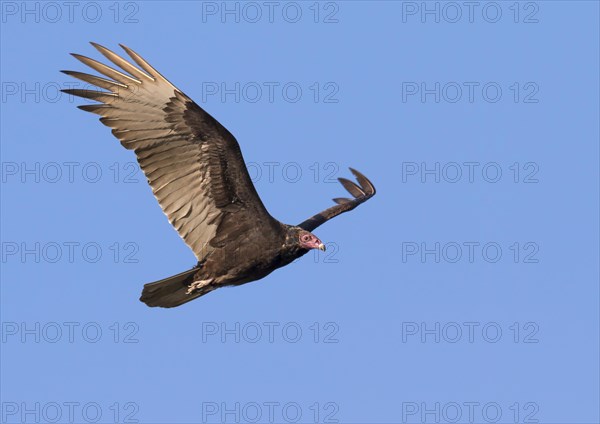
[62,43,376,308]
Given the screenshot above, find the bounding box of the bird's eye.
[301,234,310,241]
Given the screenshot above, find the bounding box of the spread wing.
[62,42,276,261]
[298,168,376,232]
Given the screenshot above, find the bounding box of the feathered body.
[140,223,311,307]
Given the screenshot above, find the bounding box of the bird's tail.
[139,267,215,308]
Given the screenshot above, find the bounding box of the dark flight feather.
[298,168,376,232]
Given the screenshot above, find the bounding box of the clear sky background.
[1,1,598,423]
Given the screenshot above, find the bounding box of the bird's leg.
[186,279,212,295]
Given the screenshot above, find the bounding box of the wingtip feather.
[338,177,366,198]
[90,42,152,82]
[333,197,351,205]
[119,43,176,88]
[349,167,376,196]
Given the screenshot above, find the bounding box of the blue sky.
[1,1,598,423]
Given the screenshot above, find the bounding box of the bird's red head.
[298,230,326,251]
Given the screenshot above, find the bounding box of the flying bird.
[62,43,376,308]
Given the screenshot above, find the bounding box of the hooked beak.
[318,242,326,252]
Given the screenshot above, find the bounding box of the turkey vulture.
[61,43,376,308]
